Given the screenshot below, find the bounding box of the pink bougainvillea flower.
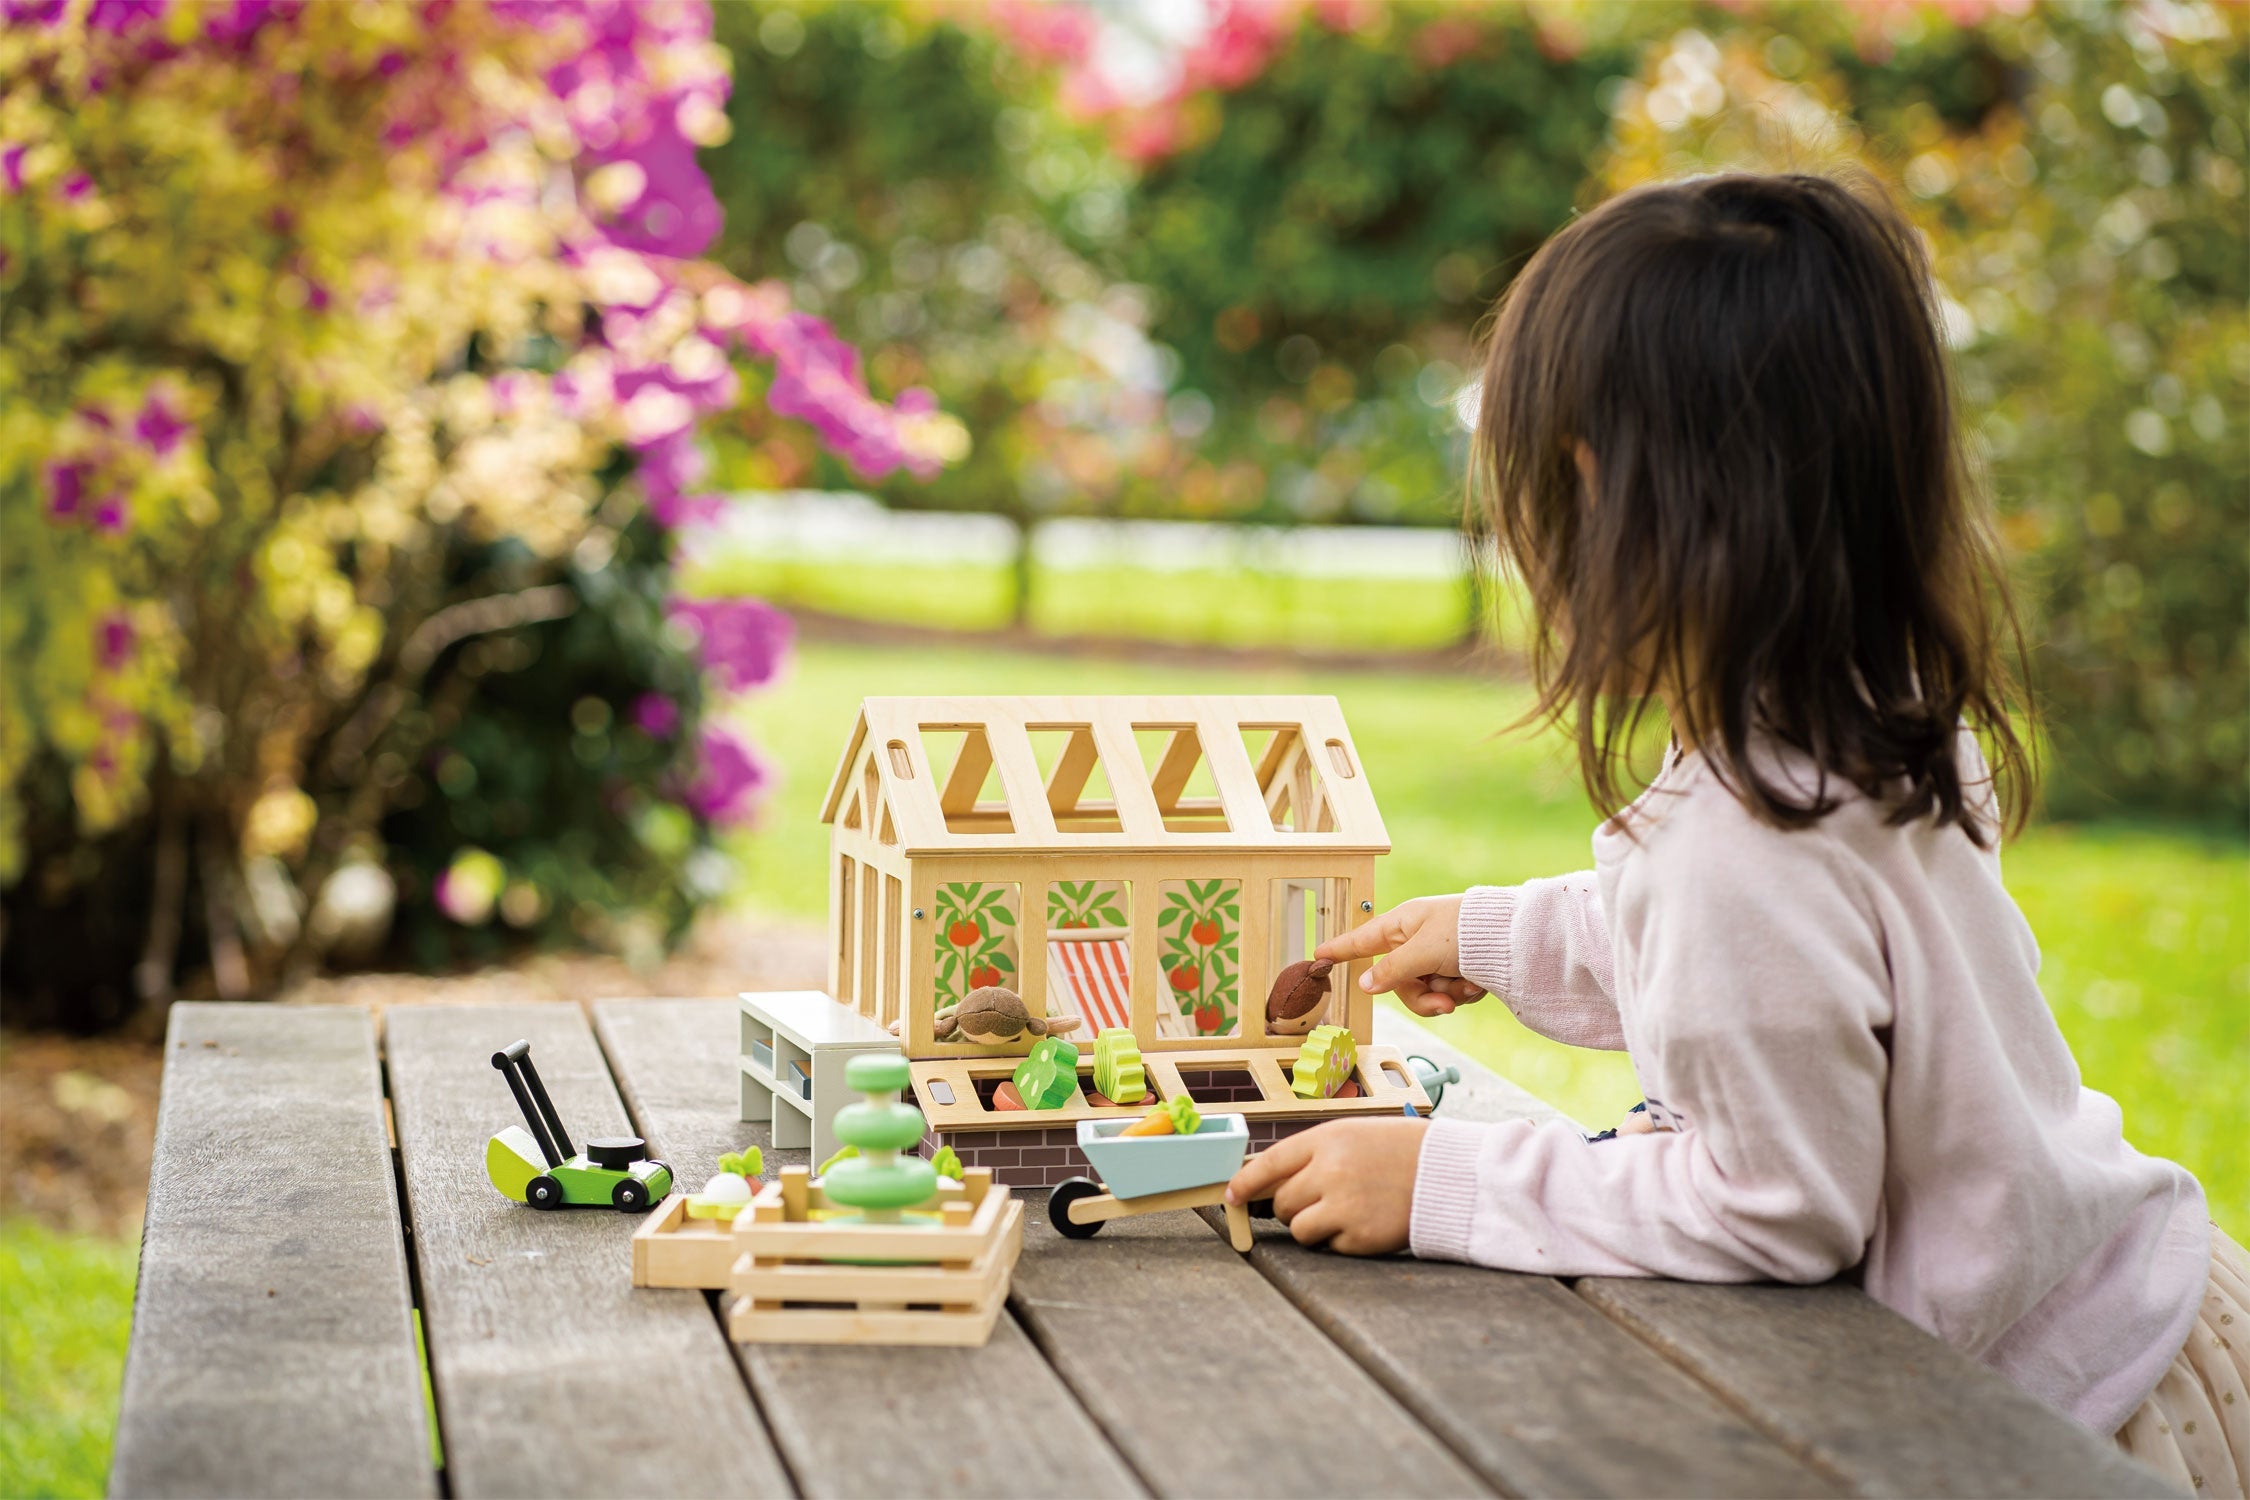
[1,144,26,195]
[133,388,190,457]
[1,0,69,24]
[86,0,166,32]
[94,491,129,532]
[44,461,85,519]
[683,724,769,827]
[667,597,793,692]
[58,171,93,201]
[590,121,723,259]
[632,692,680,738]
[96,612,136,670]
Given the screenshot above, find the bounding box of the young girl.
[1225,172,2245,1489]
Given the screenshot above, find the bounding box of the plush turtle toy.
[933,985,1084,1045]
[1264,958,1334,1037]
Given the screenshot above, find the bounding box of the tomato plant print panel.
[1046,879,1128,931]
[1157,878,1241,1038]
[932,881,1019,1013]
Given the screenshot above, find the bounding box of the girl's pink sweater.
[1412,741,2209,1435]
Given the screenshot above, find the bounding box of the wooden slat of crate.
[592,997,1145,1500]
[111,1004,436,1500]
[1577,1278,2185,1498]
[629,1194,740,1289]
[732,1203,1023,1306]
[386,1002,788,1499]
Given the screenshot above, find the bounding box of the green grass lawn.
[0,1219,136,1498]
[730,636,2249,1238]
[684,552,1497,655]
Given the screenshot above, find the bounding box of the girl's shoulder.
[1593,735,1989,884]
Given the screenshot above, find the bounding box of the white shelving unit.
[738,989,897,1165]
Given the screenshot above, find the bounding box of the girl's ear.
[1573,441,1599,506]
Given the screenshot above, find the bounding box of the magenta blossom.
[683,725,768,827]
[1,144,25,195]
[86,0,165,32]
[668,597,793,692]
[633,692,680,738]
[134,389,190,457]
[94,491,129,532]
[96,612,135,670]
[58,171,93,201]
[44,461,85,519]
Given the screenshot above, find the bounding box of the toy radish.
[685,1148,763,1219]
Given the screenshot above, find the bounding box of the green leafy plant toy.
[930,1145,964,1181]
[816,1143,860,1176]
[1012,1036,1081,1111]
[822,1054,937,1224]
[1092,1028,1147,1104]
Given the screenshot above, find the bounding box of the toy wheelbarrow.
[1048,1114,1254,1253]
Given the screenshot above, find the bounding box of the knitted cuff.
[1456,884,1516,999]
[1409,1117,1485,1262]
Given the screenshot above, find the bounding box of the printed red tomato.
[1194,1004,1223,1034]
[1189,919,1222,947]
[968,964,1002,990]
[1167,963,1201,993]
[946,919,982,948]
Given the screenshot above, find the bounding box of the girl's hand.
[1316,894,1488,1016]
[1225,1118,1428,1255]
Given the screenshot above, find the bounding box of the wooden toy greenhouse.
[817,696,1433,1185]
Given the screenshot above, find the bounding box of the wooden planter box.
[722,1166,1023,1347]
[630,1194,743,1290]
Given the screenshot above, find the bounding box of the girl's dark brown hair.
[1476,171,2033,841]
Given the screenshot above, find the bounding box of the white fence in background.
[685,491,1474,581]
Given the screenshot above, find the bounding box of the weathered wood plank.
[593,996,1145,1500]
[386,1002,789,1499]
[1011,1196,1491,1499]
[1577,1278,2186,1499]
[1243,1244,1836,1497]
[111,1003,435,1500]
[1220,1010,1834,1497]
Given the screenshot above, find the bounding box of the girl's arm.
[1413,851,1890,1283]
[1457,873,1625,1051]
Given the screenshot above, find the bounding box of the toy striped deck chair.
[1045,930,1134,1037]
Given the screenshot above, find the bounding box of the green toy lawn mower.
[486,1040,672,1212]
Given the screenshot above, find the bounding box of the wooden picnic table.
[110,997,2180,1500]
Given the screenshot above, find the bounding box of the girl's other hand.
[1315,894,1488,1016]
[1225,1117,1428,1255]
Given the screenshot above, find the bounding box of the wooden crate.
[630,1194,742,1290]
[723,1166,1024,1347]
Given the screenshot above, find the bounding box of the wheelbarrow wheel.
[1049,1177,1106,1239]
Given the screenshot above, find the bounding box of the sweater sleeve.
[1414,843,1892,1282]
[1456,873,1625,1050]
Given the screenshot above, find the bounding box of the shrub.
[0,1,949,1026]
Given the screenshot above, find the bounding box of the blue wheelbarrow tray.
[1074,1114,1249,1200]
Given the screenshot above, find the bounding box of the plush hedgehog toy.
[1264,958,1334,1036]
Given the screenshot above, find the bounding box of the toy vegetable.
[1119,1094,1201,1137]
[686,1148,764,1219]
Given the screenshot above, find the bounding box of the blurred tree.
[0,0,949,1026]
[1599,2,2248,824]
[703,1,1178,623]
